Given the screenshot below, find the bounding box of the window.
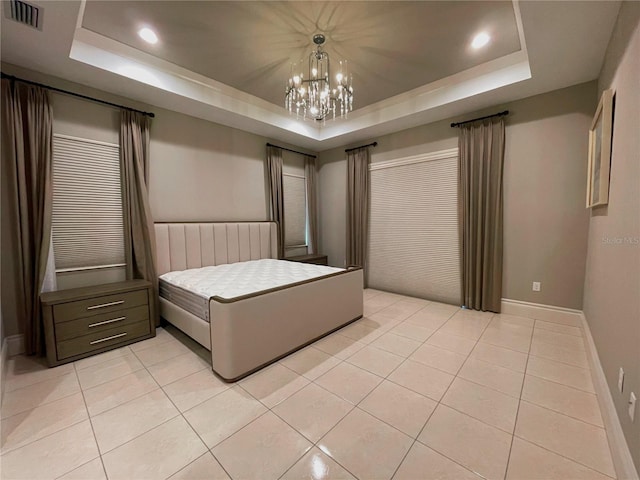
[283,172,307,248]
[368,149,461,304]
[51,134,125,272]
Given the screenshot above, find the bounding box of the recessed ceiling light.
[138,27,158,45]
[471,32,490,49]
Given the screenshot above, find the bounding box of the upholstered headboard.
[154,222,278,276]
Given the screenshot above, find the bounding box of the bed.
[155,222,363,381]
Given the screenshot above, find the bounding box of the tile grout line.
[99,414,183,474]
[0,371,80,421]
[77,350,162,414]
[164,390,236,480]
[101,347,176,451]
[502,316,535,480]
[186,304,583,478]
[240,369,362,480]
[383,307,489,478]
[389,310,497,480]
[0,308,450,473]
[241,352,364,478]
[0,402,86,458]
[530,337,589,354]
[533,324,584,338]
[167,451,216,479]
[416,315,588,475]
[83,385,161,420]
[64,362,108,480]
[523,370,597,395]
[509,433,617,479]
[273,399,360,479]
[275,361,373,479]
[6,315,370,479]
[232,296,426,480]
[1,369,102,476]
[104,310,611,480]
[516,398,607,430]
[109,342,218,480]
[76,366,145,393]
[124,324,364,479]
[147,325,275,479]
[379,308,482,404]
[3,297,613,480]
[78,337,192,475]
[527,350,592,370]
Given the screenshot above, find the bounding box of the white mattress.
[159,259,344,322]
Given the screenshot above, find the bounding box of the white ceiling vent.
[5,0,43,30]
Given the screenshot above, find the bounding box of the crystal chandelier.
[285,34,353,121]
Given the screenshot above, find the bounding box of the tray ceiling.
[81,1,521,110]
[0,1,621,149]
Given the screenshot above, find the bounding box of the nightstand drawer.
[55,305,149,341]
[57,319,151,360]
[42,280,156,367]
[53,289,148,322]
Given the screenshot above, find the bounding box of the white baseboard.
[501,298,638,479]
[5,334,25,357]
[501,298,583,327]
[581,312,639,480]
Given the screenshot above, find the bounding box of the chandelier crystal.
[285,34,353,121]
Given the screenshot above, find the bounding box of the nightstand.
[286,253,329,266]
[41,279,156,367]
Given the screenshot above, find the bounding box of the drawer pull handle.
[89,316,126,328]
[90,332,127,345]
[87,300,124,310]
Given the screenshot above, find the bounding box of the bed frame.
[155,222,363,381]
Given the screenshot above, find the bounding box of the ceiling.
[81,1,521,110]
[0,1,621,150]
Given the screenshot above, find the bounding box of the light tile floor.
[0,290,617,480]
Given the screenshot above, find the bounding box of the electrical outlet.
[618,368,625,393]
[532,282,541,292]
[629,392,636,422]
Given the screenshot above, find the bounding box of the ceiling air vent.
[5,0,43,30]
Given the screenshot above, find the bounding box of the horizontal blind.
[368,150,461,305]
[283,173,307,247]
[52,134,125,271]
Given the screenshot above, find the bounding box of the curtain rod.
[345,141,377,153]
[450,110,508,128]
[266,143,317,158]
[1,72,155,118]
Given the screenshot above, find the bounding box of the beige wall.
[318,81,596,310]
[149,113,270,222]
[584,2,640,472]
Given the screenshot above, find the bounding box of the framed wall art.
[586,89,614,208]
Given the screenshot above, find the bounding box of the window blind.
[283,173,307,247]
[368,149,461,305]
[52,134,125,271]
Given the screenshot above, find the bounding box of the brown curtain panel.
[266,146,285,258]
[120,110,159,325]
[1,79,54,354]
[346,146,370,276]
[304,155,319,254]
[458,117,506,313]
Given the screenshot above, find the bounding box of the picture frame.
[586,89,614,208]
